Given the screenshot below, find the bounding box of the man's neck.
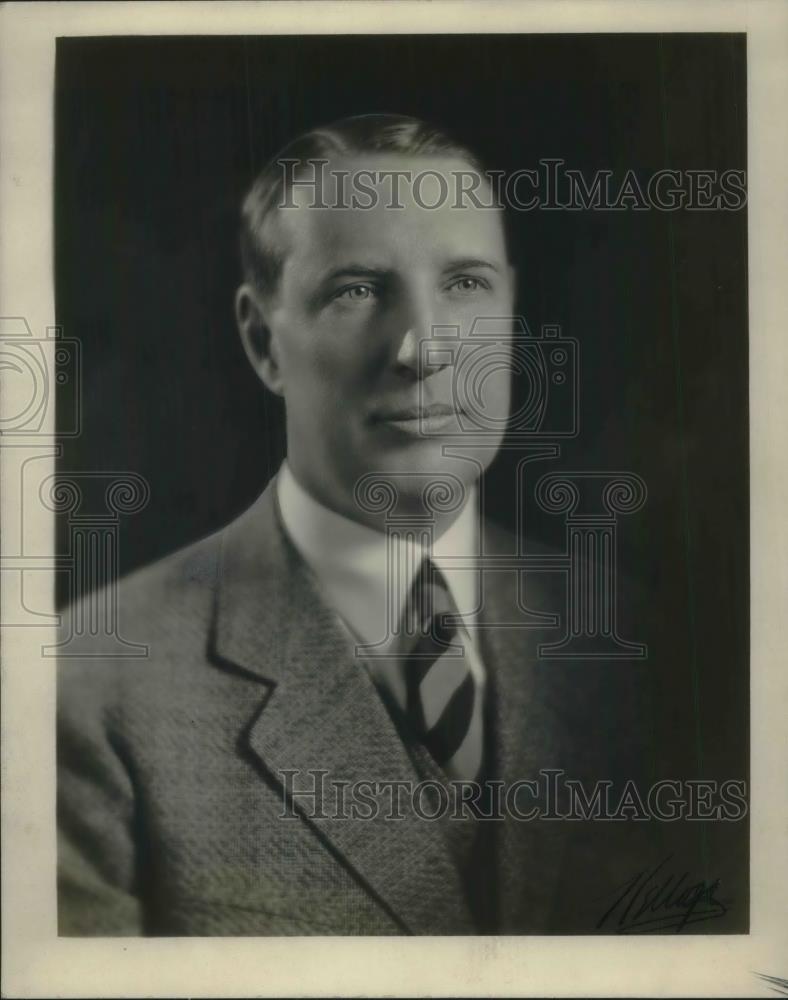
[282,459,474,540]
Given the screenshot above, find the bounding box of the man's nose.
[394,296,448,379]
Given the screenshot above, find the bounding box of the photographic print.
[1,3,785,997]
[51,30,748,937]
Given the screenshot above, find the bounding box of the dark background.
[55,34,748,926]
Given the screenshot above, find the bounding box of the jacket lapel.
[212,480,475,935]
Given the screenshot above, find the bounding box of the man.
[58,114,651,936]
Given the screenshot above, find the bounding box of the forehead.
[276,153,507,271]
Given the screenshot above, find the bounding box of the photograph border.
[1,2,786,996]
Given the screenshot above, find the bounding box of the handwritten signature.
[596,856,729,933]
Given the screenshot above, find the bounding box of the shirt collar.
[276,461,480,649]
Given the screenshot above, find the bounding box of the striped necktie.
[402,558,484,782]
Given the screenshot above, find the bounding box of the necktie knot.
[405,558,458,647]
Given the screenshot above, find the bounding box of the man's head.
[236,114,516,529]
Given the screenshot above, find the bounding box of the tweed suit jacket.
[57,476,654,936]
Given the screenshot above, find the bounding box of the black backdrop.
[55,33,748,924]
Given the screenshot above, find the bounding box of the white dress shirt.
[276,462,487,721]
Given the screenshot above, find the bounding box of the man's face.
[249,153,515,523]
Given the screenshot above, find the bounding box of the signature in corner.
[596,856,730,933]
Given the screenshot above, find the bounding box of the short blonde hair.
[239,113,491,299]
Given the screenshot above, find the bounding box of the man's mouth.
[370,402,462,434]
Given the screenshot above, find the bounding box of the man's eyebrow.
[319,263,392,284]
[441,257,502,274]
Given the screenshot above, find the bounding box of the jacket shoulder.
[55,526,233,722]
[60,527,224,646]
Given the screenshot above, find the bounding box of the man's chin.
[375,436,469,471]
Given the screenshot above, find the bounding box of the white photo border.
[1,2,786,997]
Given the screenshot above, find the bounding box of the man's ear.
[234,283,285,396]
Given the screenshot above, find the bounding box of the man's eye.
[447,276,489,294]
[334,283,378,302]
